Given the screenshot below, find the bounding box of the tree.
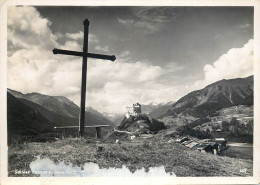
[229,117,243,136]
[246,120,253,135]
[222,121,229,132]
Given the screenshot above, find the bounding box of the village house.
[192,138,227,154]
[175,137,227,155]
[192,143,214,153]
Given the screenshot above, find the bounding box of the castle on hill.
[126,103,141,118]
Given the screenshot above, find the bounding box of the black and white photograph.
[1,1,260,184]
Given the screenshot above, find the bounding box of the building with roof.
[133,103,141,115]
[193,141,219,154]
[192,143,214,153]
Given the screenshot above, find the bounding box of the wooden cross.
[52,19,116,137]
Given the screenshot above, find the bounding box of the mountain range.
[7,93,54,139]
[7,75,253,143]
[148,102,175,119]
[140,102,174,114]
[7,89,115,143]
[8,89,80,118]
[155,76,253,119]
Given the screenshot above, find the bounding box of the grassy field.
[8,137,253,177]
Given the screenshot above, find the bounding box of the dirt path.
[227,142,253,147]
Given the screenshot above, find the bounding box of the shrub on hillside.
[228,118,253,136]
[176,117,212,139]
[147,118,166,132]
[176,117,211,132]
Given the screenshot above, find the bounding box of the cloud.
[116,50,131,62]
[239,23,251,29]
[135,7,178,23]
[7,6,82,101]
[7,7,183,113]
[119,51,130,58]
[204,39,253,83]
[65,31,83,40]
[65,31,99,43]
[118,18,134,25]
[187,39,253,92]
[94,45,109,52]
[117,18,160,34]
[134,21,160,33]
[118,7,179,34]
[84,58,186,113]
[87,60,164,90]
[89,34,99,43]
[62,41,82,51]
[86,64,174,113]
[164,62,185,73]
[7,6,58,50]
[8,7,253,114]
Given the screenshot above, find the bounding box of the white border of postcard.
[1,0,260,184]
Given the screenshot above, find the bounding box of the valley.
[7,76,254,177]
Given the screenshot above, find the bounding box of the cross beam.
[53,49,116,61]
[52,19,116,137]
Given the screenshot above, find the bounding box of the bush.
[176,117,212,139]
[142,140,150,149]
[148,118,166,131]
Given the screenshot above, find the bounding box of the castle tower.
[133,103,141,115]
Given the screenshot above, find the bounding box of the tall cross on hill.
[53,19,116,137]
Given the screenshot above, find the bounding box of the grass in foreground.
[8,137,253,177]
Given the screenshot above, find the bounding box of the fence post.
[96,127,101,138]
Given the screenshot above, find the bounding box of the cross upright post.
[79,19,89,138]
[53,19,116,137]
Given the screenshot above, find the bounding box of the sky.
[7,6,254,113]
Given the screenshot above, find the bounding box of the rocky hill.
[117,114,166,134]
[160,76,253,118]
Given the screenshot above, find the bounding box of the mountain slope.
[7,93,55,144]
[18,97,115,128]
[148,102,175,119]
[18,98,78,127]
[111,114,125,126]
[7,90,116,140]
[140,103,162,114]
[8,89,79,118]
[160,76,253,118]
[8,89,115,127]
[85,106,113,121]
